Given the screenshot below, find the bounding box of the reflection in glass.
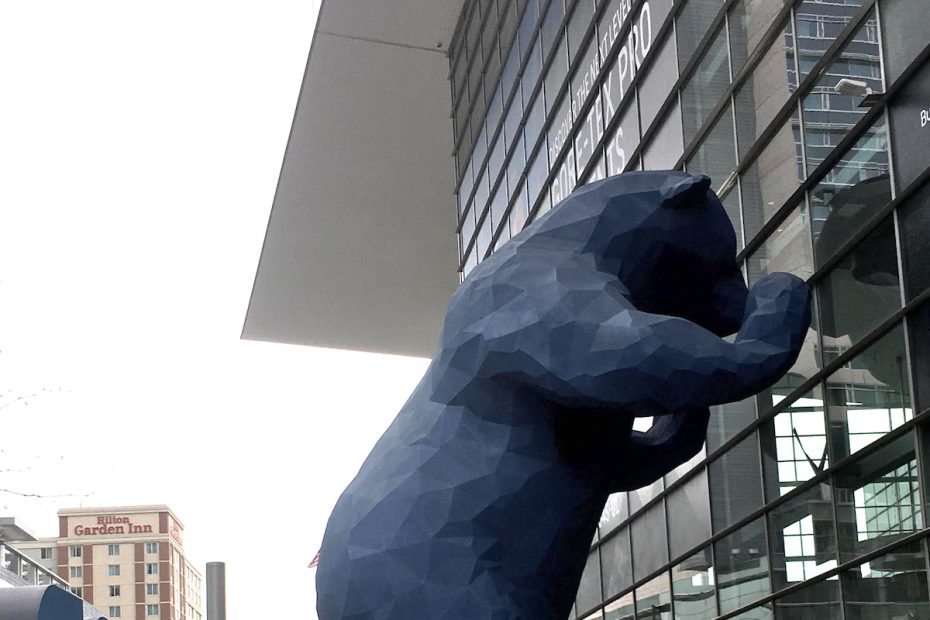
[634,572,671,620]
[768,485,838,590]
[715,517,770,613]
[773,577,841,620]
[825,324,912,462]
[798,11,888,174]
[577,549,604,616]
[664,445,705,486]
[796,0,872,84]
[636,31,678,132]
[581,610,605,620]
[680,26,730,144]
[739,111,804,243]
[843,541,930,620]
[733,18,797,161]
[908,300,930,413]
[642,101,683,171]
[632,502,668,582]
[671,548,716,620]
[899,181,930,301]
[833,432,923,563]
[604,591,635,620]
[600,526,633,600]
[707,398,756,453]
[710,434,763,532]
[808,122,891,269]
[686,105,738,230]
[760,386,828,498]
[819,217,901,353]
[666,470,711,560]
[601,492,628,537]
[745,204,814,284]
[676,0,727,68]
[728,0,786,75]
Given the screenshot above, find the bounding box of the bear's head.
[531,171,749,337]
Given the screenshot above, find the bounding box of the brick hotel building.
[246,0,930,617]
[11,506,203,620]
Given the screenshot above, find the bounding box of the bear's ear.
[660,174,712,209]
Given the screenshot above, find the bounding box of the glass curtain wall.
[446,0,930,617]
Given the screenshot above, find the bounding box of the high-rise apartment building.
[11,506,203,620]
[246,0,930,617]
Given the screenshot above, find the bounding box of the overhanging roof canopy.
[243,0,465,357]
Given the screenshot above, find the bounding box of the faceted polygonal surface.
[317,171,811,619]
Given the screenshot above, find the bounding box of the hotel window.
[109,564,120,576]
[69,545,81,558]
[146,542,159,554]
[39,547,52,559]
[147,604,159,616]
[69,566,82,578]
[146,562,159,575]
[109,585,121,597]
[147,583,159,596]
[109,607,122,618]
[108,544,120,556]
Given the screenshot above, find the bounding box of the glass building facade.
[448,0,930,617]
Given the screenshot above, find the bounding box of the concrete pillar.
[205,561,226,620]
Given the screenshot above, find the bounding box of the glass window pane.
[643,100,683,170]
[768,484,838,591]
[523,34,543,95]
[745,205,814,284]
[908,299,930,413]
[773,577,842,620]
[809,143,891,268]
[715,516,770,613]
[526,140,549,205]
[739,111,805,242]
[818,217,901,352]
[802,11,884,173]
[707,398,756,454]
[665,446,706,486]
[509,178,529,235]
[576,549,604,616]
[636,32,678,132]
[676,0,727,67]
[680,26,731,145]
[896,179,930,301]
[476,210,493,260]
[795,0,869,84]
[517,0,540,59]
[686,104,738,231]
[601,526,633,600]
[546,35,570,114]
[825,324,912,462]
[540,0,565,59]
[634,571,671,620]
[728,0,786,75]
[601,492,629,537]
[604,592,635,620]
[710,433,763,532]
[833,432,923,563]
[630,477,663,515]
[605,95,640,176]
[671,548,716,620]
[567,0,595,61]
[760,385,828,498]
[842,540,930,620]
[632,502,669,582]
[666,470,711,560]
[734,19,797,160]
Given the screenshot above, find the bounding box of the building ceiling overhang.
[242,0,466,357]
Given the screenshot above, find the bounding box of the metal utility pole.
[206,562,226,620]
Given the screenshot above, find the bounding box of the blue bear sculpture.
[316,172,811,619]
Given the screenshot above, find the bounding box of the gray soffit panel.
[243,0,464,357]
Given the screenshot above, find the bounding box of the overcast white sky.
[0,2,432,617]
